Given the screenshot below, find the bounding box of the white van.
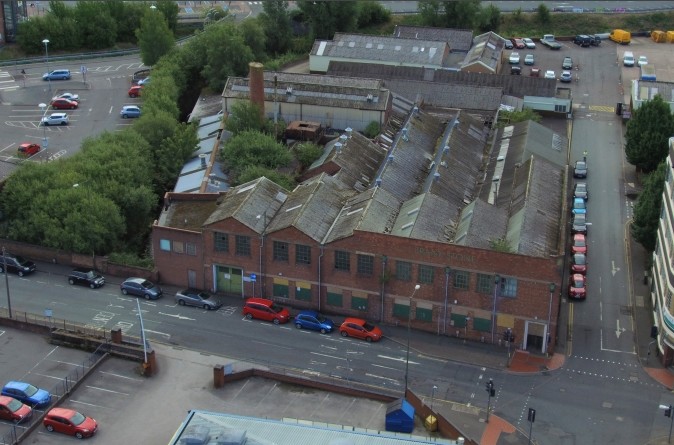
[623,51,635,67]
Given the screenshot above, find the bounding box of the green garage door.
[215,266,243,296]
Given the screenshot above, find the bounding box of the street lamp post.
[544,283,556,354]
[42,38,50,91]
[2,247,12,319]
[442,267,451,335]
[38,102,48,149]
[485,378,495,422]
[491,274,500,344]
[404,284,421,397]
[430,385,437,411]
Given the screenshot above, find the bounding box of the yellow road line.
[588,105,615,113]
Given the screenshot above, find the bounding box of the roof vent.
[413,106,419,114]
[434,172,440,181]
[345,127,353,138]
[366,94,373,102]
[388,154,394,163]
[493,176,500,182]
[375,177,382,186]
[497,155,505,162]
[401,127,409,142]
[214,429,247,445]
[285,86,293,95]
[339,134,348,144]
[443,145,449,154]
[335,142,343,154]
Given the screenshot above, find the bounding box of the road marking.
[85,385,129,396]
[99,371,143,381]
[588,105,615,113]
[612,260,620,276]
[310,351,342,360]
[365,373,400,385]
[142,329,170,339]
[615,319,626,338]
[157,312,196,320]
[377,354,419,364]
[371,363,398,371]
[70,400,110,409]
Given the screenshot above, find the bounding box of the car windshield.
[576,185,586,192]
[15,256,28,265]
[573,255,586,265]
[576,162,586,169]
[86,271,95,279]
[572,277,584,287]
[141,280,154,289]
[7,398,22,412]
[363,322,376,332]
[69,411,86,426]
[574,238,586,247]
[197,292,211,300]
[271,303,285,313]
[23,385,38,397]
[574,215,586,224]
[574,201,585,209]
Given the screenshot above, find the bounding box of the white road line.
[100,371,144,382]
[85,385,129,396]
[365,373,401,385]
[31,373,66,381]
[377,354,419,364]
[157,312,195,320]
[310,351,342,360]
[371,363,398,371]
[69,399,110,408]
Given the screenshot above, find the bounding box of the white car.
[523,38,536,49]
[544,70,556,80]
[508,52,520,64]
[53,92,80,102]
[524,54,535,65]
[637,56,648,67]
[41,112,69,126]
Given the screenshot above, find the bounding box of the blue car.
[42,69,71,81]
[120,105,141,119]
[1,381,51,408]
[294,310,334,334]
[572,197,586,215]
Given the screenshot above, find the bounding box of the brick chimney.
[248,62,265,120]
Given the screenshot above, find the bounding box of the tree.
[225,101,266,136]
[479,4,501,32]
[106,0,144,44]
[442,0,482,29]
[295,142,323,169]
[536,4,551,25]
[73,1,118,49]
[200,22,255,92]
[137,8,175,67]
[625,95,674,172]
[155,123,199,192]
[259,0,293,56]
[357,1,391,29]
[297,1,358,39]
[221,130,292,180]
[631,162,667,252]
[418,0,444,27]
[497,109,541,127]
[140,73,180,119]
[239,18,267,62]
[237,166,295,189]
[155,0,179,33]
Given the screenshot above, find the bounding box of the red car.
[571,234,587,255]
[43,407,97,439]
[17,142,40,158]
[568,274,587,299]
[339,318,383,342]
[0,395,32,423]
[50,98,78,110]
[128,85,142,98]
[511,38,525,49]
[242,297,290,324]
[570,253,587,274]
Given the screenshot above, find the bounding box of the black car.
[0,254,36,277]
[510,66,521,75]
[573,160,587,178]
[68,268,105,289]
[590,35,601,46]
[574,183,588,201]
[120,277,163,300]
[571,214,588,235]
[573,34,592,47]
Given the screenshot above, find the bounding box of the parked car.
[524,54,535,65]
[339,318,382,342]
[242,297,290,324]
[560,71,573,83]
[1,381,50,408]
[128,85,142,98]
[530,67,540,77]
[294,310,335,334]
[510,66,521,75]
[562,56,573,69]
[0,395,32,423]
[570,253,587,274]
[573,160,587,178]
[544,70,556,80]
[638,56,649,67]
[132,68,151,85]
[571,234,588,255]
[120,105,141,119]
[574,183,588,201]
[511,38,525,49]
[137,76,151,86]
[508,52,520,64]
[68,268,105,289]
[573,34,592,47]
[53,92,79,102]
[503,39,513,49]
[50,98,78,110]
[571,214,588,235]
[0,254,36,276]
[17,142,40,158]
[120,277,163,299]
[41,112,69,126]
[522,37,536,49]
[175,289,222,310]
[568,273,587,299]
[572,197,587,215]
[42,69,71,81]
[43,408,98,439]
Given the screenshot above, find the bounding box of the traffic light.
[666,406,672,418]
[486,379,495,397]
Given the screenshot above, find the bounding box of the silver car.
[175,289,222,310]
[41,112,69,126]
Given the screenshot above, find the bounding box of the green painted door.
[215,266,243,296]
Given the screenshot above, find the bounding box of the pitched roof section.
[382,79,503,112]
[393,25,474,52]
[326,62,557,98]
[203,177,289,233]
[453,199,509,248]
[222,71,389,112]
[157,194,220,231]
[461,31,506,72]
[391,193,454,241]
[311,33,449,67]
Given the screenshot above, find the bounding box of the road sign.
[80,65,87,74]
[250,273,257,282]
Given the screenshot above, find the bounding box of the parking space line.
[31,372,67,381]
[70,399,111,409]
[99,371,143,382]
[85,385,130,396]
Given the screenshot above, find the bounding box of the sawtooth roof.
[393,25,473,52]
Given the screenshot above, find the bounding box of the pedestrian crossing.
[0,70,19,91]
[588,105,615,113]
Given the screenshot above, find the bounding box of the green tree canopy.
[239,18,268,62]
[259,0,293,55]
[137,7,175,67]
[221,131,292,181]
[419,0,483,29]
[297,1,358,39]
[225,101,266,136]
[200,22,255,92]
[74,1,118,49]
[625,95,674,172]
[631,162,667,251]
[237,166,295,190]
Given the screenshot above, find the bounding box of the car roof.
[343,317,366,325]
[47,407,76,417]
[571,273,585,280]
[298,310,319,317]
[572,253,586,259]
[245,297,274,305]
[122,105,140,110]
[574,233,585,239]
[4,381,29,390]
[0,395,17,405]
[72,267,95,273]
[124,277,145,284]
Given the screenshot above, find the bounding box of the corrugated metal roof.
[169,410,457,445]
[461,32,505,72]
[453,199,509,248]
[311,33,448,68]
[382,79,503,111]
[393,25,473,52]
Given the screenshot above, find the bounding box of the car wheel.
[320,328,327,334]
[90,283,96,289]
[46,424,54,432]
[340,331,348,337]
[203,304,210,310]
[69,278,76,285]
[17,271,24,277]
[295,323,302,329]
[245,313,253,320]
[75,432,83,439]
[144,294,150,300]
[60,121,66,125]
[365,336,373,342]
[178,299,185,306]
[122,114,128,119]
[121,288,128,295]
[0,266,4,273]
[130,93,137,98]
[71,105,76,109]
[273,318,280,325]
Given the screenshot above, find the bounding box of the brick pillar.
[248,62,265,120]
[213,364,225,388]
[111,328,122,344]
